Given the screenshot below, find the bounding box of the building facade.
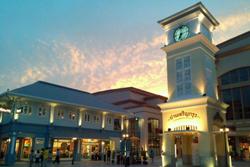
[216,31,250,160]
[94,87,167,156]
[158,2,231,167]
[0,81,127,165]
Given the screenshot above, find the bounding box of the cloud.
[214,10,250,44]
[12,33,168,96]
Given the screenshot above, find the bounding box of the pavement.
[1,158,250,167]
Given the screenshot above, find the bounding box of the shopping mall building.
[0,2,250,167]
[0,81,128,165]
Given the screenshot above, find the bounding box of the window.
[69,112,76,120]
[221,90,233,120]
[84,113,90,122]
[184,82,192,94]
[232,88,243,119]
[176,71,183,83]
[239,68,249,82]
[176,56,192,97]
[106,116,112,124]
[56,110,64,119]
[114,119,121,130]
[184,69,191,81]
[184,56,191,68]
[176,58,183,70]
[220,67,250,85]
[38,107,47,117]
[19,105,32,115]
[242,86,250,118]
[177,84,183,96]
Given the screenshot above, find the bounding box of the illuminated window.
[84,113,90,122]
[69,112,76,120]
[56,110,64,119]
[19,105,32,115]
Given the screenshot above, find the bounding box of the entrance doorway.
[16,137,33,160]
[53,139,74,159]
[0,138,10,161]
[174,134,199,167]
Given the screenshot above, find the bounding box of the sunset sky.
[1,0,250,96]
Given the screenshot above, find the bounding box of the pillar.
[198,132,215,167]
[5,132,17,165]
[235,136,240,157]
[73,139,81,161]
[140,118,148,151]
[162,134,175,167]
[16,138,24,161]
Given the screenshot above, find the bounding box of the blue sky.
[1,0,250,96]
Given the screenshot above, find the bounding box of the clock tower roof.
[158,2,219,31]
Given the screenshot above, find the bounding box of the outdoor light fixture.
[72,137,77,140]
[101,141,105,145]
[16,109,22,113]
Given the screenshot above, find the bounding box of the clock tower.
[158,2,231,167]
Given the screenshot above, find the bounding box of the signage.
[168,111,200,121]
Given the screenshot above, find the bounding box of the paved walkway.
[1,158,250,167]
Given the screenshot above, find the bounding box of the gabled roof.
[3,81,126,114]
[93,87,167,101]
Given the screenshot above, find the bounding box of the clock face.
[174,25,189,42]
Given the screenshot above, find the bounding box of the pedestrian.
[149,149,155,164]
[35,150,40,167]
[40,148,44,167]
[48,149,52,164]
[29,149,35,167]
[55,149,60,164]
[107,148,111,164]
[43,148,49,167]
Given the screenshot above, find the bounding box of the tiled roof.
[93,87,167,101]
[5,81,126,114]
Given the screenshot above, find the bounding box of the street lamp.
[122,133,129,167]
[220,126,230,167]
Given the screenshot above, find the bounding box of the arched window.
[220,67,250,85]
[219,67,250,120]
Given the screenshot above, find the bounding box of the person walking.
[149,149,155,164]
[40,148,44,167]
[35,150,40,167]
[29,149,35,167]
[55,149,60,164]
[43,148,49,167]
[107,148,111,164]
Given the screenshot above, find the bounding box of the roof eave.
[158,2,219,27]
[7,92,128,116]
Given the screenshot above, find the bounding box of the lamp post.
[220,126,230,167]
[122,133,129,167]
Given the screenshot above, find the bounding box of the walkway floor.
[1,158,250,167]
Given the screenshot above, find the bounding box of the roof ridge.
[36,81,90,94]
[93,87,167,100]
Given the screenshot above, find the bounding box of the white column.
[50,105,55,124]
[102,112,106,129]
[0,112,3,123]
[78,109,83,127]
[121,116,124,131]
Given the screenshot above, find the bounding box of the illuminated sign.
[168,111,200,121]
